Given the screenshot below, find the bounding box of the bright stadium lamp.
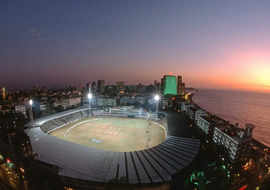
[29,99,34,121]
[87,93,93,100]
[154,94,160,102]
[154,94,160,114]
[29,99,33,106]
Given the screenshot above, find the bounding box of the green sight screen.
[164,76,177,95]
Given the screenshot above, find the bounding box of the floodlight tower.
[87,92,93,117]
[29,99,34,121]
[154,94,160,114]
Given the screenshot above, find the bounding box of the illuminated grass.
[50,117,166,152]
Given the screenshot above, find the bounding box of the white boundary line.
[151,121,168,139]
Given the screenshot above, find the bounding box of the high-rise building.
[161,75,178,95]
[177,75,185,95]
[177,76,182,95]
[91,81,97,94]
[97,80,105,94]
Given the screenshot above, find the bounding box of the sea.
[193,89,270,147]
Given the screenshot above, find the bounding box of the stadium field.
[50,117,166,152]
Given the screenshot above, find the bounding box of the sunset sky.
[2,0,270,91]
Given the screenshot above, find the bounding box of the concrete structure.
[212,124,254,161]
[161,75,178,96]
[213,127,241,160]
[53,97,81,109]
[177,75,185,95]
[96,97,117,107]
[160,98,169,110]
[40,103,47,111]
[187,106,197,120]
[195,109,207,124]
[15,105,26,116]
[25,107,200,188]
[119,96,146,106]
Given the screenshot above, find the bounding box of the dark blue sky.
[2,0,270,90]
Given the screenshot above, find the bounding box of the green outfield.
[50,117,166,152]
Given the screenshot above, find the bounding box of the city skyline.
[2,0,270,92]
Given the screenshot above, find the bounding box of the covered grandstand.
[25,107,200,189]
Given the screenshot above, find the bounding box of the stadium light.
[29,99,33,106]
[87,93,93,100]
[29,99,34,121]
[154,94,160,102]
[154,94,160,114]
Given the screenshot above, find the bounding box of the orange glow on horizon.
[196,49,270,92]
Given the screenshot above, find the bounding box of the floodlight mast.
[154,94,160,114]
[29,99,33,106]
[29,99,34,121]
[87,93,93,117]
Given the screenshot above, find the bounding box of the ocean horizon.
[193,89,270,147]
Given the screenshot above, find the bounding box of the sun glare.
[251,62,270,88]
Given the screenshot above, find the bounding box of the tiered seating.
[52,119,65,126]
[40,109,90,133]
[81,110,88,118]
[40,120,58,132]
[104,136,200,184]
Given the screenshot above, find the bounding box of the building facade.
[213,127,241,160]
[197,115,211,135]
[97,80,105,94]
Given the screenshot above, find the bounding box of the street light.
[87,93,93,117]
